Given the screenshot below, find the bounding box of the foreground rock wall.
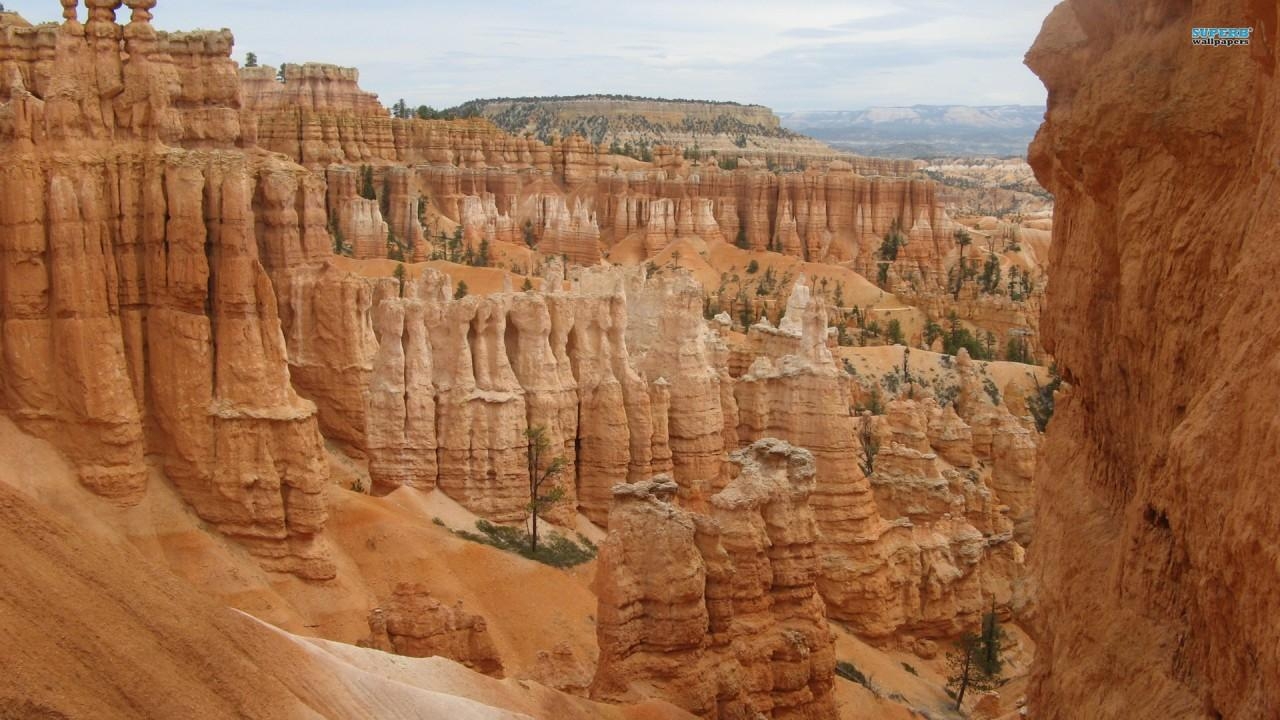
[0,6,333,578]
[1026,1,1279,718]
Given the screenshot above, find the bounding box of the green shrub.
[1028,364,1062,432]
[836,660,869,686]
[983,377,1002,405]
[453,519,597,568]
[886,319,905,345]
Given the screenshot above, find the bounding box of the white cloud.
[6,0,1057,110]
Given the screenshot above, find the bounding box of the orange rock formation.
[1026,1,1280,718]
[0,3,332,578]
[362,582,505,677]
[236,64,961,273]
[592,440,837,719]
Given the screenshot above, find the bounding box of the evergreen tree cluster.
[427,226,492,269]
[876,219,907,287]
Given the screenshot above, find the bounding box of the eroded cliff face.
[591,443,837,720]
[1026,1,1279,718]
[237,65,960,275]
[0,5,333,578]
[732,283,1031,640]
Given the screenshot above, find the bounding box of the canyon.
[0,3,1045,717]
[5,0,1270,719]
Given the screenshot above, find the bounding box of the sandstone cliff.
[1026,1,1279,718]
[239,65,958,274]
[591,443,837,720]
[0,4,332,578]
[734,281,1031,639]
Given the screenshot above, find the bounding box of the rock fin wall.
[1026,1,1280,717]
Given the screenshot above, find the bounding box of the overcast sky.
[9,0,1058,111]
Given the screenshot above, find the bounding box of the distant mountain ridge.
[452,93,757,108]
[450,95,834,159]
[779,105,1045,158]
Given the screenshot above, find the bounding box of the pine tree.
[978,603,1007,680]
[953,228,973,300]
[1028,364,1062,432]
[244,52,258,68]
[524,426,567,553]
[946,606,1006,710]
[359,165,376,201]
[946,632,998,710]
[858,412,879,476]
[449,227,463,262]
[522,277,534,292]
[887,319,905,346]
[393,263,406,297]
[980,252,1002,294]
[329,220,351,257]
[923,319,943,347]
[454,280,469,300]
[386,229,404,261]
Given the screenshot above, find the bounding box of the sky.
[7,0,1059,111]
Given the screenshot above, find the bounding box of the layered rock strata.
[0,4,333,579]
[591,441,837,719]
[237,65,959,274]
[736,279,1033,638]
[277,266,668,524]
[0,3,1044,665]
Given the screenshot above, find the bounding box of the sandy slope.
[0,417,693,719]
[0,416,603,675]
[0,465,516,719]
